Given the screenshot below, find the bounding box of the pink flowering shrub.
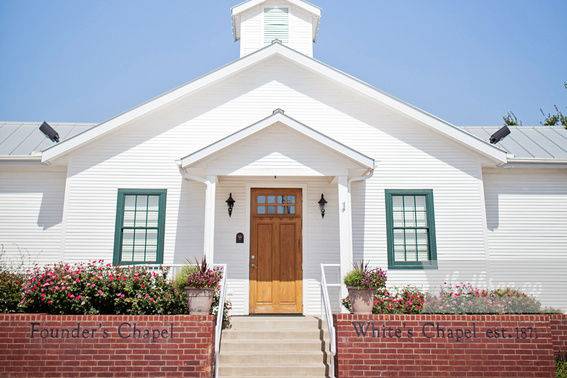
[342,286,426,314]
[422,282,542,314]
[342,266,425,314]
[20,261,185,315]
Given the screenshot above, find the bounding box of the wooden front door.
[250,188,302,314]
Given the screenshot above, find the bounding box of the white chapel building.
[1,0,566,315]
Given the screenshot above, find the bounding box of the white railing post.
[320,263,341,378]
[213,264,227,378]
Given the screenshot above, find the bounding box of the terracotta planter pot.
[347,287,374,314]
[185,287,215,315]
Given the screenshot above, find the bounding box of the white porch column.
[203,176,217,263]
[337,175,353,310]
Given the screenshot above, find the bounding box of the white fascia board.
[502,158,567,169]
[0,155,42,161]
[42,42,507,165]
[178,111,375,169]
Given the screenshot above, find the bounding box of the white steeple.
[231,0,321,58]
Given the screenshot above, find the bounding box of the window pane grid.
[118,192,163,264]
[256,194,296,216]
[392,194,430,263]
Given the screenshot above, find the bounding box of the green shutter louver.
[264,7,289,44]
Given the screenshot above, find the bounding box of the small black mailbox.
[236,233,244,244]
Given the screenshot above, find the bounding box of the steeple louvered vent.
[264,7,289,44]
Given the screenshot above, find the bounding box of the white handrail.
[321,263,340,378]
[213,264,227,378]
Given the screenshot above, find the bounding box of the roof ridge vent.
[272,108,285,115]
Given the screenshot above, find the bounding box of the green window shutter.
[264,7,289,44]
[385,189,437,270]
[113,189,167,265]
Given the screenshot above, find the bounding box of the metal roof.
[1,119,566,162]
[0,121,96,157]
[460,126,567,160]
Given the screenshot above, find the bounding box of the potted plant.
[185,257,221,315]
[344,261,387,314]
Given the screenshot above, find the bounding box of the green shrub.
[0,269,24,313]
[557,357,567,378]
[343,269,365,288]
[173,264,198,291]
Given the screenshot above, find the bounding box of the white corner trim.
[41,42,507,164]
[178,111,375,169]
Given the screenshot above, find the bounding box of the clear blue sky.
[0,0,565,125]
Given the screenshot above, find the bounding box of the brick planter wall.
[335,314,561,378]
[0,314,214,377]
[550,314,567,358]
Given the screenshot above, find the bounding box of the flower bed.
[423,282,557,314]
[1,260,231,328]
[340,265,559,316]
[20,261,186,315]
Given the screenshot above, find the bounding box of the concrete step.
[230,316,320,330]
[219,363,327,377]
[222,329,322,340]
[220,351,326,365]
[221,339,325,353]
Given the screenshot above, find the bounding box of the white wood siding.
[239,0,314,57]
[191,123,361,177]
[58,56,495,313]
[0,166,66,268]
[7,55,566,313]
[483,168,567,310]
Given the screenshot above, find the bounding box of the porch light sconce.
[318,194,327,218]
[226,193,235,217]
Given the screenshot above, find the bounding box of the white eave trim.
[231,0,321,17]
[177,110,375,169]
[0,155,42,162]
[41,42,507,164]
[500,158,567,169]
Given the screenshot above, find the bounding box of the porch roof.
[176,110,375,170]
